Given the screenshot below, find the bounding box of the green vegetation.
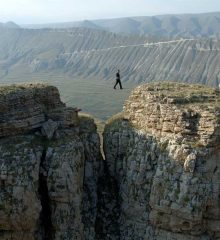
[159,140,169,152]
[183,196,190,205]
[104,112,126,131]
[0,82,49,100]
[105,112,125,126]
[104,111,140,133]
[80,113,105,137]
[0,84,26,95]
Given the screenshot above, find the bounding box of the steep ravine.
[95,160,121,240]
[1,82,220,240]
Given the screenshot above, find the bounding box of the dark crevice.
[95,160,121,240]
[38,148,54,240]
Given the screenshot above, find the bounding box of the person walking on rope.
[114,69,123,89]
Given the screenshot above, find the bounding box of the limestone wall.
[104,82,220,239]
[1,82,220,240]
[0,84,78,138]
[123,83,220,146]
[0,84,101,240]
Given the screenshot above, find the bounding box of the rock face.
[104,82,220,239]
[0,84,101,240]
[1,82,220,240]
[0,84,78,138]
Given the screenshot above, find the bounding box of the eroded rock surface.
[0,84,101,240]
[104,82,220,239]
[0,83,78,138]
[1,82,220,240]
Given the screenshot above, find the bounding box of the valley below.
[0,74,135,120]
[0,25,220,120]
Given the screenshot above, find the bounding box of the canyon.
[0,82,220,239]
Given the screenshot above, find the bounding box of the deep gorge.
[0,82,220,239]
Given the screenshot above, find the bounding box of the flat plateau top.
[0,83,50,96]
[138,82,220,108]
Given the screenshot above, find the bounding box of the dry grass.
[0,83,48,96]
[144,81,220,108]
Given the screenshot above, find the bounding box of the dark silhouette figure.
[114,70,123,89]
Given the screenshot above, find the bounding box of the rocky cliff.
[104,82,220,239]
[1,82,220,240]
[0,84,101,239]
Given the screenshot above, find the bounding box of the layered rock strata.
[0,84,101,240]
[104,82,220,239]
[1,82,220,240]
[0,84,79,138]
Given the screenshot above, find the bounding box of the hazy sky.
[0,0,220,24]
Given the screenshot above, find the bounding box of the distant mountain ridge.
[0,27,219,87]
[0,21,20,29]
[22,12,220,38]
[23,20,103,31]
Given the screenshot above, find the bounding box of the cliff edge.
[0,84,102,240]
[1,82,220,240]
[104,82,220,239]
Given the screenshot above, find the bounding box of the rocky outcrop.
[0,84,101,240]
[104,82,220,239]
[1,82,220,240]
[0,84,79,138]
